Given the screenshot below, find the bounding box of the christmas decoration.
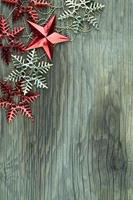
[7,49,53,95]
[26,15,70,60]
[59,0,105,33]
[2,0,53,23]
[0,81,40,122]
[0,15,25,64]
[0,0,105,123]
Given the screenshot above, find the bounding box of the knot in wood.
[109,141,127,172]
[110,156,126,171]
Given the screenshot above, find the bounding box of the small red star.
[26,15,70,60]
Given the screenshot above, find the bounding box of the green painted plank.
[0,0,133,199]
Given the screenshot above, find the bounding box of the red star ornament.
[26,15,70,60]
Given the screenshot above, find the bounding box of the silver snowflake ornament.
[59,0,105,33]
[6,49,53,95]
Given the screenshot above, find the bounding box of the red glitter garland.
[0,15,25,64]
[0,81,40,122]
[2,0,53,23]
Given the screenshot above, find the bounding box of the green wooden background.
[0,0,133,199]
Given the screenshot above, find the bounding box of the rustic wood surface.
[0,0,133,199]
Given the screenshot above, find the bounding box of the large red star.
[26,15,70,60]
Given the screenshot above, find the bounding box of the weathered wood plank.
[0,0,133,199]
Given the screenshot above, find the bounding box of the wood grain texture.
[0,0,133,199]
